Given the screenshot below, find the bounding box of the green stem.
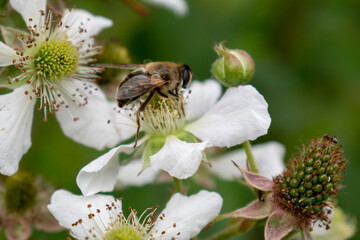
[173,177,182,193]
[301,230,305,240]
[204,224,239,240]
[283,230,299,240]
[243,140,259,173]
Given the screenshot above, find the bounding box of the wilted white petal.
[0,85,35,175]
[48,190,121,240]
[150,135,209,179]
[77,142,137,196]
[0,41,18,67]
[10,0,46,26]
[55,79,121,150]
[144,0,188,16]
[117,159,157,187]
[185,85,271,148]
[210,141,285,180]
[151,190,223,240]
[60,8,113,47]
[185,80,222,121]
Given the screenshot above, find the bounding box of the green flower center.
[33,39,79,80]
[4,172,37,214]
[104,224,146,240]
[141,95,186,136]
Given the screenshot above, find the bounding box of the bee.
[100,62,192,147]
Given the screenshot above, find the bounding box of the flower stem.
[283,230,299,240]
[173,177,183,193]
[301,230,305,240]
[204,223,240,240]
[243,140,259,173]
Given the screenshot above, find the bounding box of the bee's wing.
[116,74,166,100]
[92,63,146,69]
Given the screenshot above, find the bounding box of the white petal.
[0,41,18,67]
[185,80,222,121]
[144,0,188,16]
[151,190,223,240]
[210,141,285,181]
[55,79,121,150]
[185,85,271,148]
[0,85,35,175]
[150,136,209,179]
[48,189,121,240]
[117,159,157,187]
[10,0,46,26]
[60,8,112,47]
[76,142,137,196]
[111,102,137,141]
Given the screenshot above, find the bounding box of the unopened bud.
[97,42,131,83]
[212,42,255,87]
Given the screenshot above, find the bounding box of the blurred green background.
[0,0,359,239]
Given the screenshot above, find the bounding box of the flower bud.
[273,135,347,230]
[97,42,131,83]
[212,42,255,87]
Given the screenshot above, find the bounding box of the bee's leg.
[134,91,155,148]
[168,90,185,117]
[156,88,175,105]
[168,90,179,98]
[179,95,185,117]
[156,88,169,98]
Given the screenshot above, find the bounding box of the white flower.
[143,0,188,16]
[48,189,223,240]
[0,0,122,175]
[117,159,158,187]
[77,80,271,195]
[209,141,286,180]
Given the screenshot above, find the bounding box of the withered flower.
[227,135,347,240]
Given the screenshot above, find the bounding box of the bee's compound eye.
[181,64,192,88]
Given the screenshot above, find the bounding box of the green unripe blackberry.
[273,135,347,230]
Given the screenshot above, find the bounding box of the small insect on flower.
[99,62,192,147]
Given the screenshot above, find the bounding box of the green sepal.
[141,136,166,170]
[0,25,27,49]
[0,66,27,89]
[174,130,198,143]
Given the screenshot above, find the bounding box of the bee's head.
[180,64,192,88]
